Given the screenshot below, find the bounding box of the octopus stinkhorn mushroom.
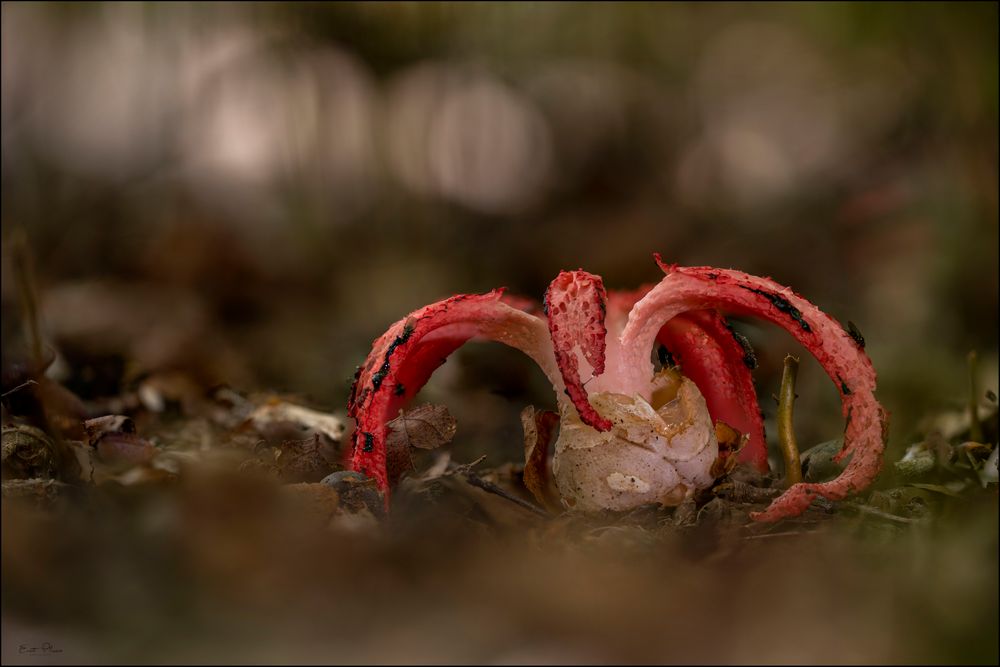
[347,257,887,522]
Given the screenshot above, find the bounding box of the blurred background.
[1,3,998,663]
[2,2,998,450]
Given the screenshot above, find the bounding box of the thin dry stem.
[778,354,803,486]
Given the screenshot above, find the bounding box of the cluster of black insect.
[350,322,418,455]
[738,286,812,333]
[724,322,758,370]
[371,323,415,391]
[845,320,866,349]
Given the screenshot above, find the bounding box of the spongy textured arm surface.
[544,271,613,431]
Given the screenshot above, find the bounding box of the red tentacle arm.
[544,270,613,431]
[348,291,561,495]
[658,311,768,472]
[620,262,887,522]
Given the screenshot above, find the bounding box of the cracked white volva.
[551,375,718,512]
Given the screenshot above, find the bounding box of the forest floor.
[2,355,997,664]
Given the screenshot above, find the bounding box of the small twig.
[777,355,803,486]
[968,350,984,443]
[449,454,488,476]
[462,471,550,517]
[1,379,37,399]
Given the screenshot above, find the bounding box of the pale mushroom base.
[552,378,719,512]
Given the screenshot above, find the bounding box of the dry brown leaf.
[385,404,457,485]
[273,434,335,483]
[248,400,345,445]
[84,415,136,441]
[94,432,158,466]
[520,406,560,510]
[387,404,457,450]
[82,414,159,476]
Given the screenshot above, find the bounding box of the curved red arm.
[544,270,612,431]
[348,290,560,495]
[621,260,887,521]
